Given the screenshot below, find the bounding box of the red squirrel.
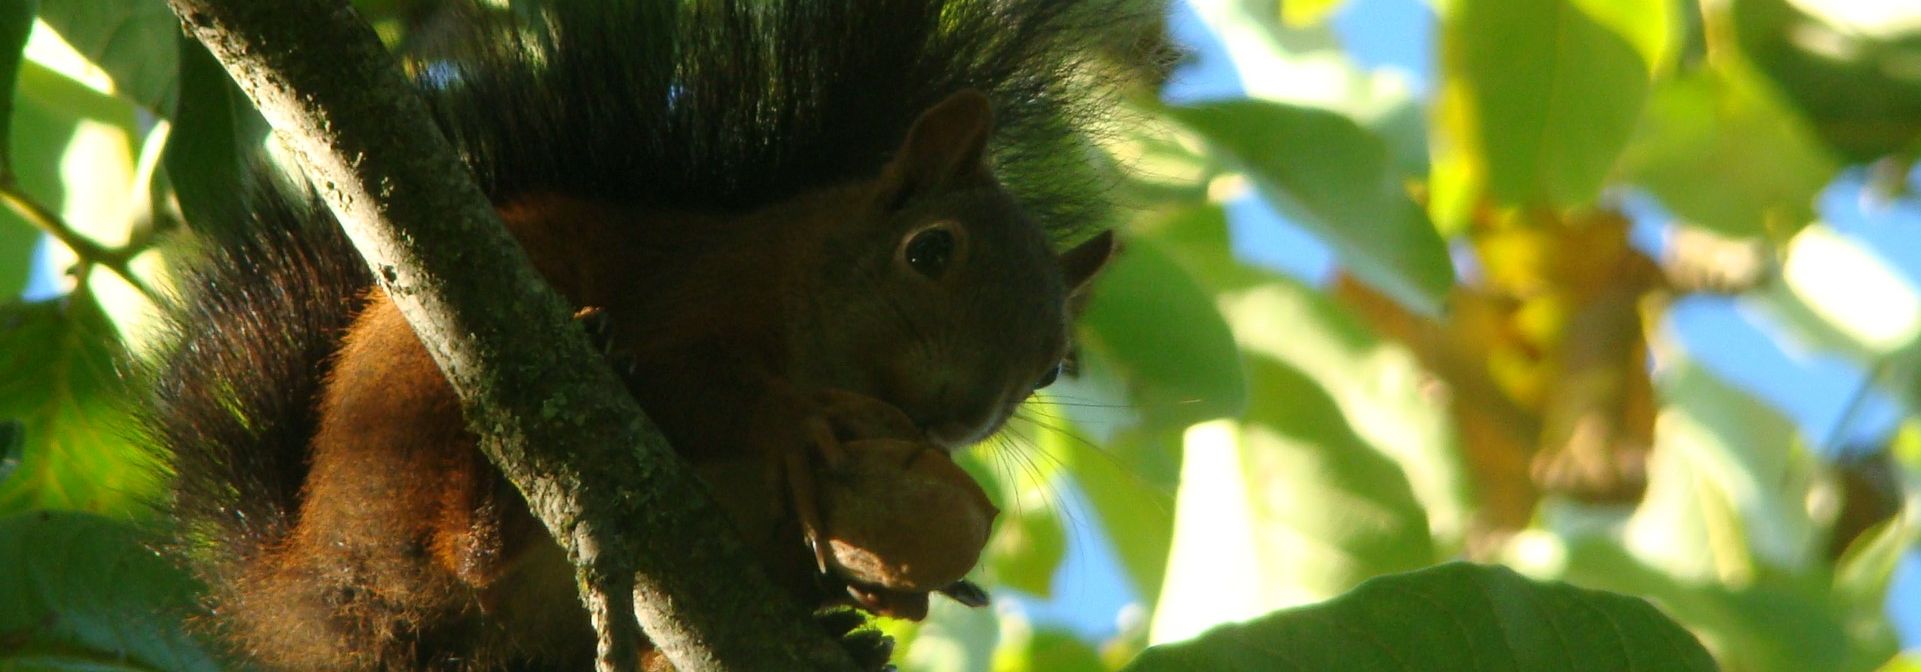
[142,0,1143,669]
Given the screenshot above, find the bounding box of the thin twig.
[0,173,163,302]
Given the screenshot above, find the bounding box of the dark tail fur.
[138,183,370,641]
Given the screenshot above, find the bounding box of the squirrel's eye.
[1035,363,1062,390]
[902,227,955,279]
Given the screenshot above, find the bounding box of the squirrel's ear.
[883,89,993,203]
[1059,230,1116,294]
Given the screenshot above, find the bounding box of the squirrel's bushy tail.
[138,185,369,619]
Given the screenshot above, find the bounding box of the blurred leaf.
[1548,532,1866,672]
[0,296,154,516]
[3,62,142,297]
[1881,653,1921,672]
[0,0,37,165]
[1833,512,1918,615]
[1166,100,1453,315]
[1778,226,1921,354]
[1434,0,1673,209]
[165,34,265,237]
[1224,278,1474,551]
[1238,356,1434,577]
[973,427,1071,598]
[1279,0,1346,28]
[37,0,181,114]
[1629,360,1815,580]
[898,598,1001,672]
[1624,67,1836,239]
[1077,235,1247,429]
[994,626,1105,672]
[1731,0,1921,161]
[0,510,219,671]
[1150,356,1434,645]
[1068,426,1178,610]
[984,494,1068,598]
[1126,562,1714,671]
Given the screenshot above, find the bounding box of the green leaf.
[1067,426,1178,609]
[1076,235,1247,429]
[164,34,265,235]
[1165,100,1453,316]
[37,0,181,114]
[0,0,38,165]
[1434,0,1674,208]
[1238,355,1435,579]
[0,296,155,517]
[983,489,1068,598]
[1623,68,1836,239]
[1632,360,1814,576]
[1551,532,1868,672]
[2,63,142,302]
[0,510,220,671]
[1150,356,1435,643]
[994,626,1106,672]
[897,598,1001,672]
[1833,513,1918,614]
[1731,0,1921,162]
[1219,278,1474,551]
[1125,562,1716,671]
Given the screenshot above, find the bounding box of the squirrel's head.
[793,90,1114,450]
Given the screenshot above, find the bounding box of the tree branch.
[160,1,856,669]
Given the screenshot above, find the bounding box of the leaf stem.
[0,172,162,302]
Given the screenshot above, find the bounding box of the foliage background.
[1,0,1919,670]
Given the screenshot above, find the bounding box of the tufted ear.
[881,89,994,205]
[1059,230,1116,294]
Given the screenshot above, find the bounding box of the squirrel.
[139,0,1147,669]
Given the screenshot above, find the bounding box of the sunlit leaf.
[1077,235,1247,429]
[1434,0,1674,209]
[1623,67,1837,239]
[1068,426,1178,610]
[1165,100,1452,315]
[4,62,142,298]
[1126,562,1714,671]
[0,296,154,516]
[1222,279,1473,551]
[0,510,220,671]
[1629,360,1815,580]
[1280,0,1347,28]
[37,0,181,114]
[1150,356,1434,645]
[1778,226,1921,353]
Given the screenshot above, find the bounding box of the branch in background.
[0,173,161,302]
[159,0,857,670]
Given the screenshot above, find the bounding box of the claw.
[938,580,990,608]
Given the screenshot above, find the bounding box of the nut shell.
[819,439,997,594]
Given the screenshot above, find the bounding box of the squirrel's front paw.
[816,608,896,671]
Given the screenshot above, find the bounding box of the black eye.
[902,227,954,278]
[1035,363,1062,390]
